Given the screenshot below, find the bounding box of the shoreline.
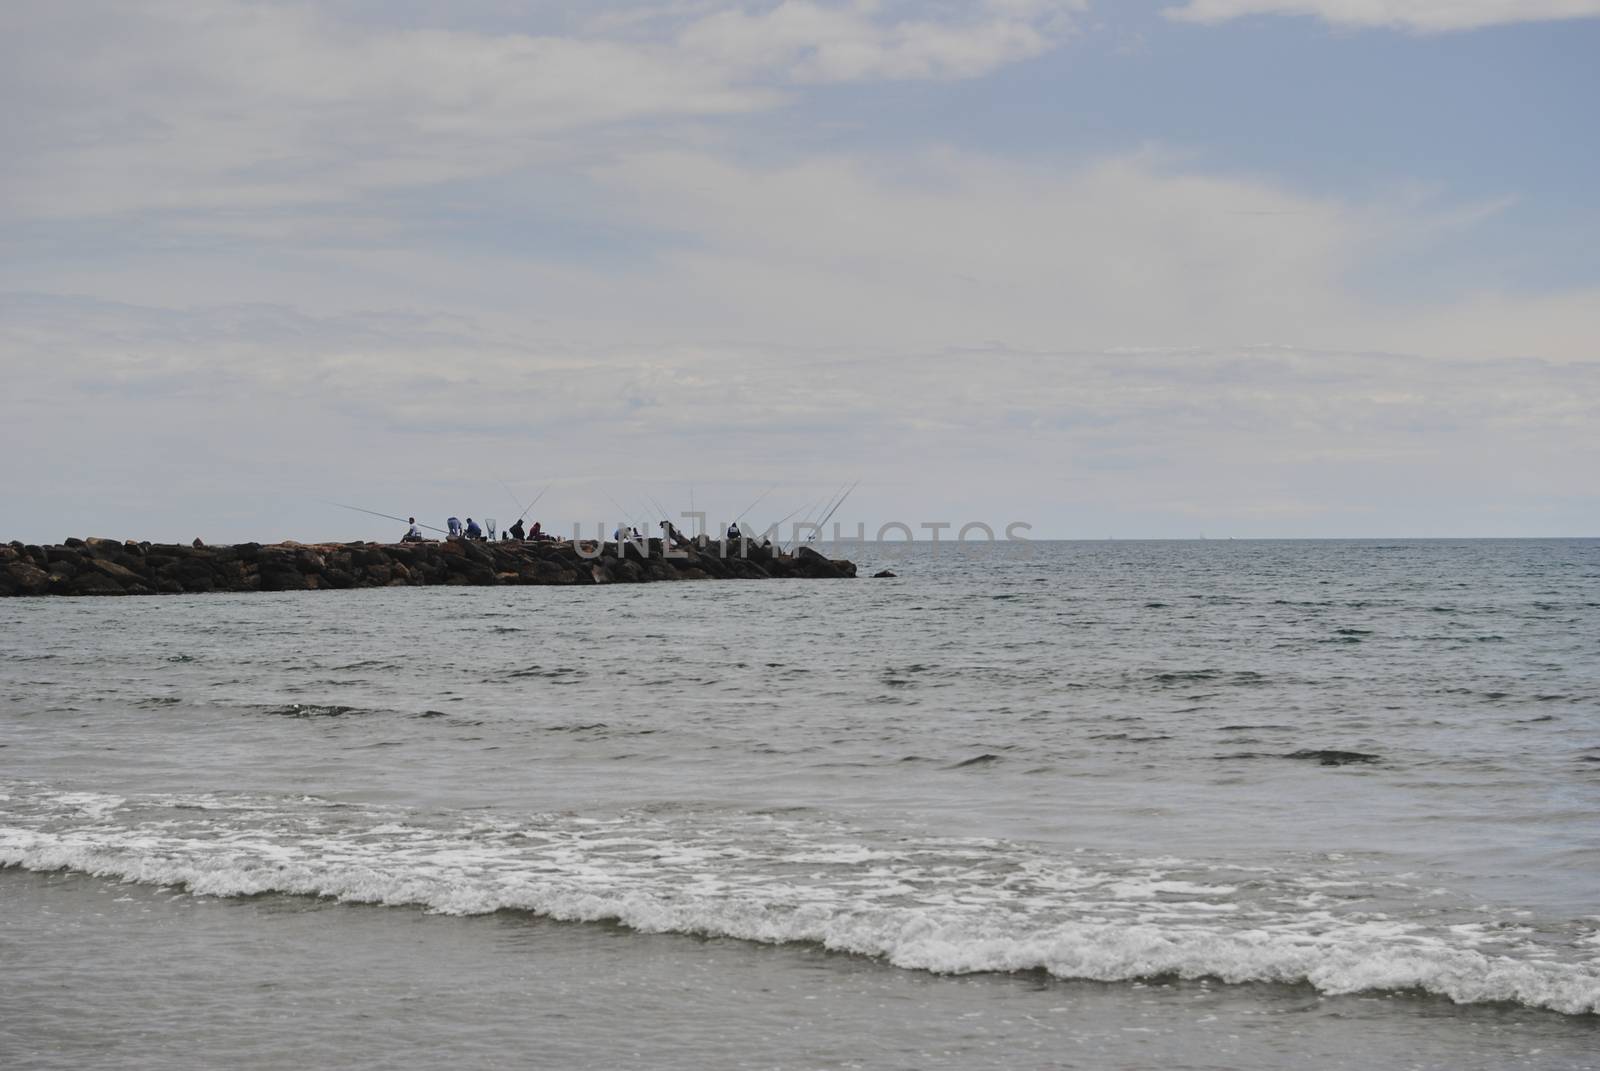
[1,536,856,597]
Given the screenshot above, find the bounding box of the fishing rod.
[642,491,681,541]
[515,484,552,524]
[499,480,528,523]
[792,480,856,549]
[602,492,650,538]
[322,500,449,535]
[769,500,810,531]
[811,480,859,541]
[641,489,674,526]
[782,489,836,553]
[732,485,774,527]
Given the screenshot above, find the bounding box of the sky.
[3,0,1597,543]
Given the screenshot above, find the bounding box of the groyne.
[0,537,856,597]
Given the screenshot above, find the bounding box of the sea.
[2,539,1598,1069]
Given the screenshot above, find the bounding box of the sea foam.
[3,784,1597,1017]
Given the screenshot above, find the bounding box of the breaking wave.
[2,784,1596,1017]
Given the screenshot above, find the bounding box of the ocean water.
[2,539,1598,1069]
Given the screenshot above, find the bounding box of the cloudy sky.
[3,0,1596,543]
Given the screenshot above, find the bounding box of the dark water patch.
[137,696,182,707]
[1215,724,1291,732]
[1334,628,1373,636]
[164,654,197,663]
[1318,636,1363,645]
[1518,715,1556,723]
[330,660,399,671]
[490,626,523,634]
[949,754,1001,769]
[1144,602,1169,609]
[1152,670,1267,687]
[1090,733,1173,743]
[417,710,449,718]
[1212,750,1381,766]
[1153,669,1221,684]
[1285,749,1381,767]
[546,722,609,733]
[505,665,584,680]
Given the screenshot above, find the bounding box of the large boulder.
[87,557,148,587]
[3,562,49,596]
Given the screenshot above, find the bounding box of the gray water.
[3,539,1598,1068]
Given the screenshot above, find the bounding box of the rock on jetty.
[0,537,856,597]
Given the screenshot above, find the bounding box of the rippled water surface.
[3,540,1598,1068]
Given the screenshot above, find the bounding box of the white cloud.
[0,1,1079,220]
[4,292,1594,542]
[579,148,1363,349]
[677,0,1080,83]
[1164,0,1600,32]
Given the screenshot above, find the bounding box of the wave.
[2,784,1597,1017]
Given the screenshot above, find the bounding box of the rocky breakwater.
[0,537,856,597]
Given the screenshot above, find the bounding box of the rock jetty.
[0,537,856,597]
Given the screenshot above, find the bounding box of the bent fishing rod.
[322,500,449,535]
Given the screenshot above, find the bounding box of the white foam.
[3,784,1597,1017]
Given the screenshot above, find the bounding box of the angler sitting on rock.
[508,519,525,541]
[465,518,483,541]
[402,518,424,542]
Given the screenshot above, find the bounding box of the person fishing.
[508,518,525,541]
[659,520,688,548]
[727,521,742,541]
[529,521,544,541]
[465,517,483,540]
[447,516,463,539]
[402,517,424,542]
